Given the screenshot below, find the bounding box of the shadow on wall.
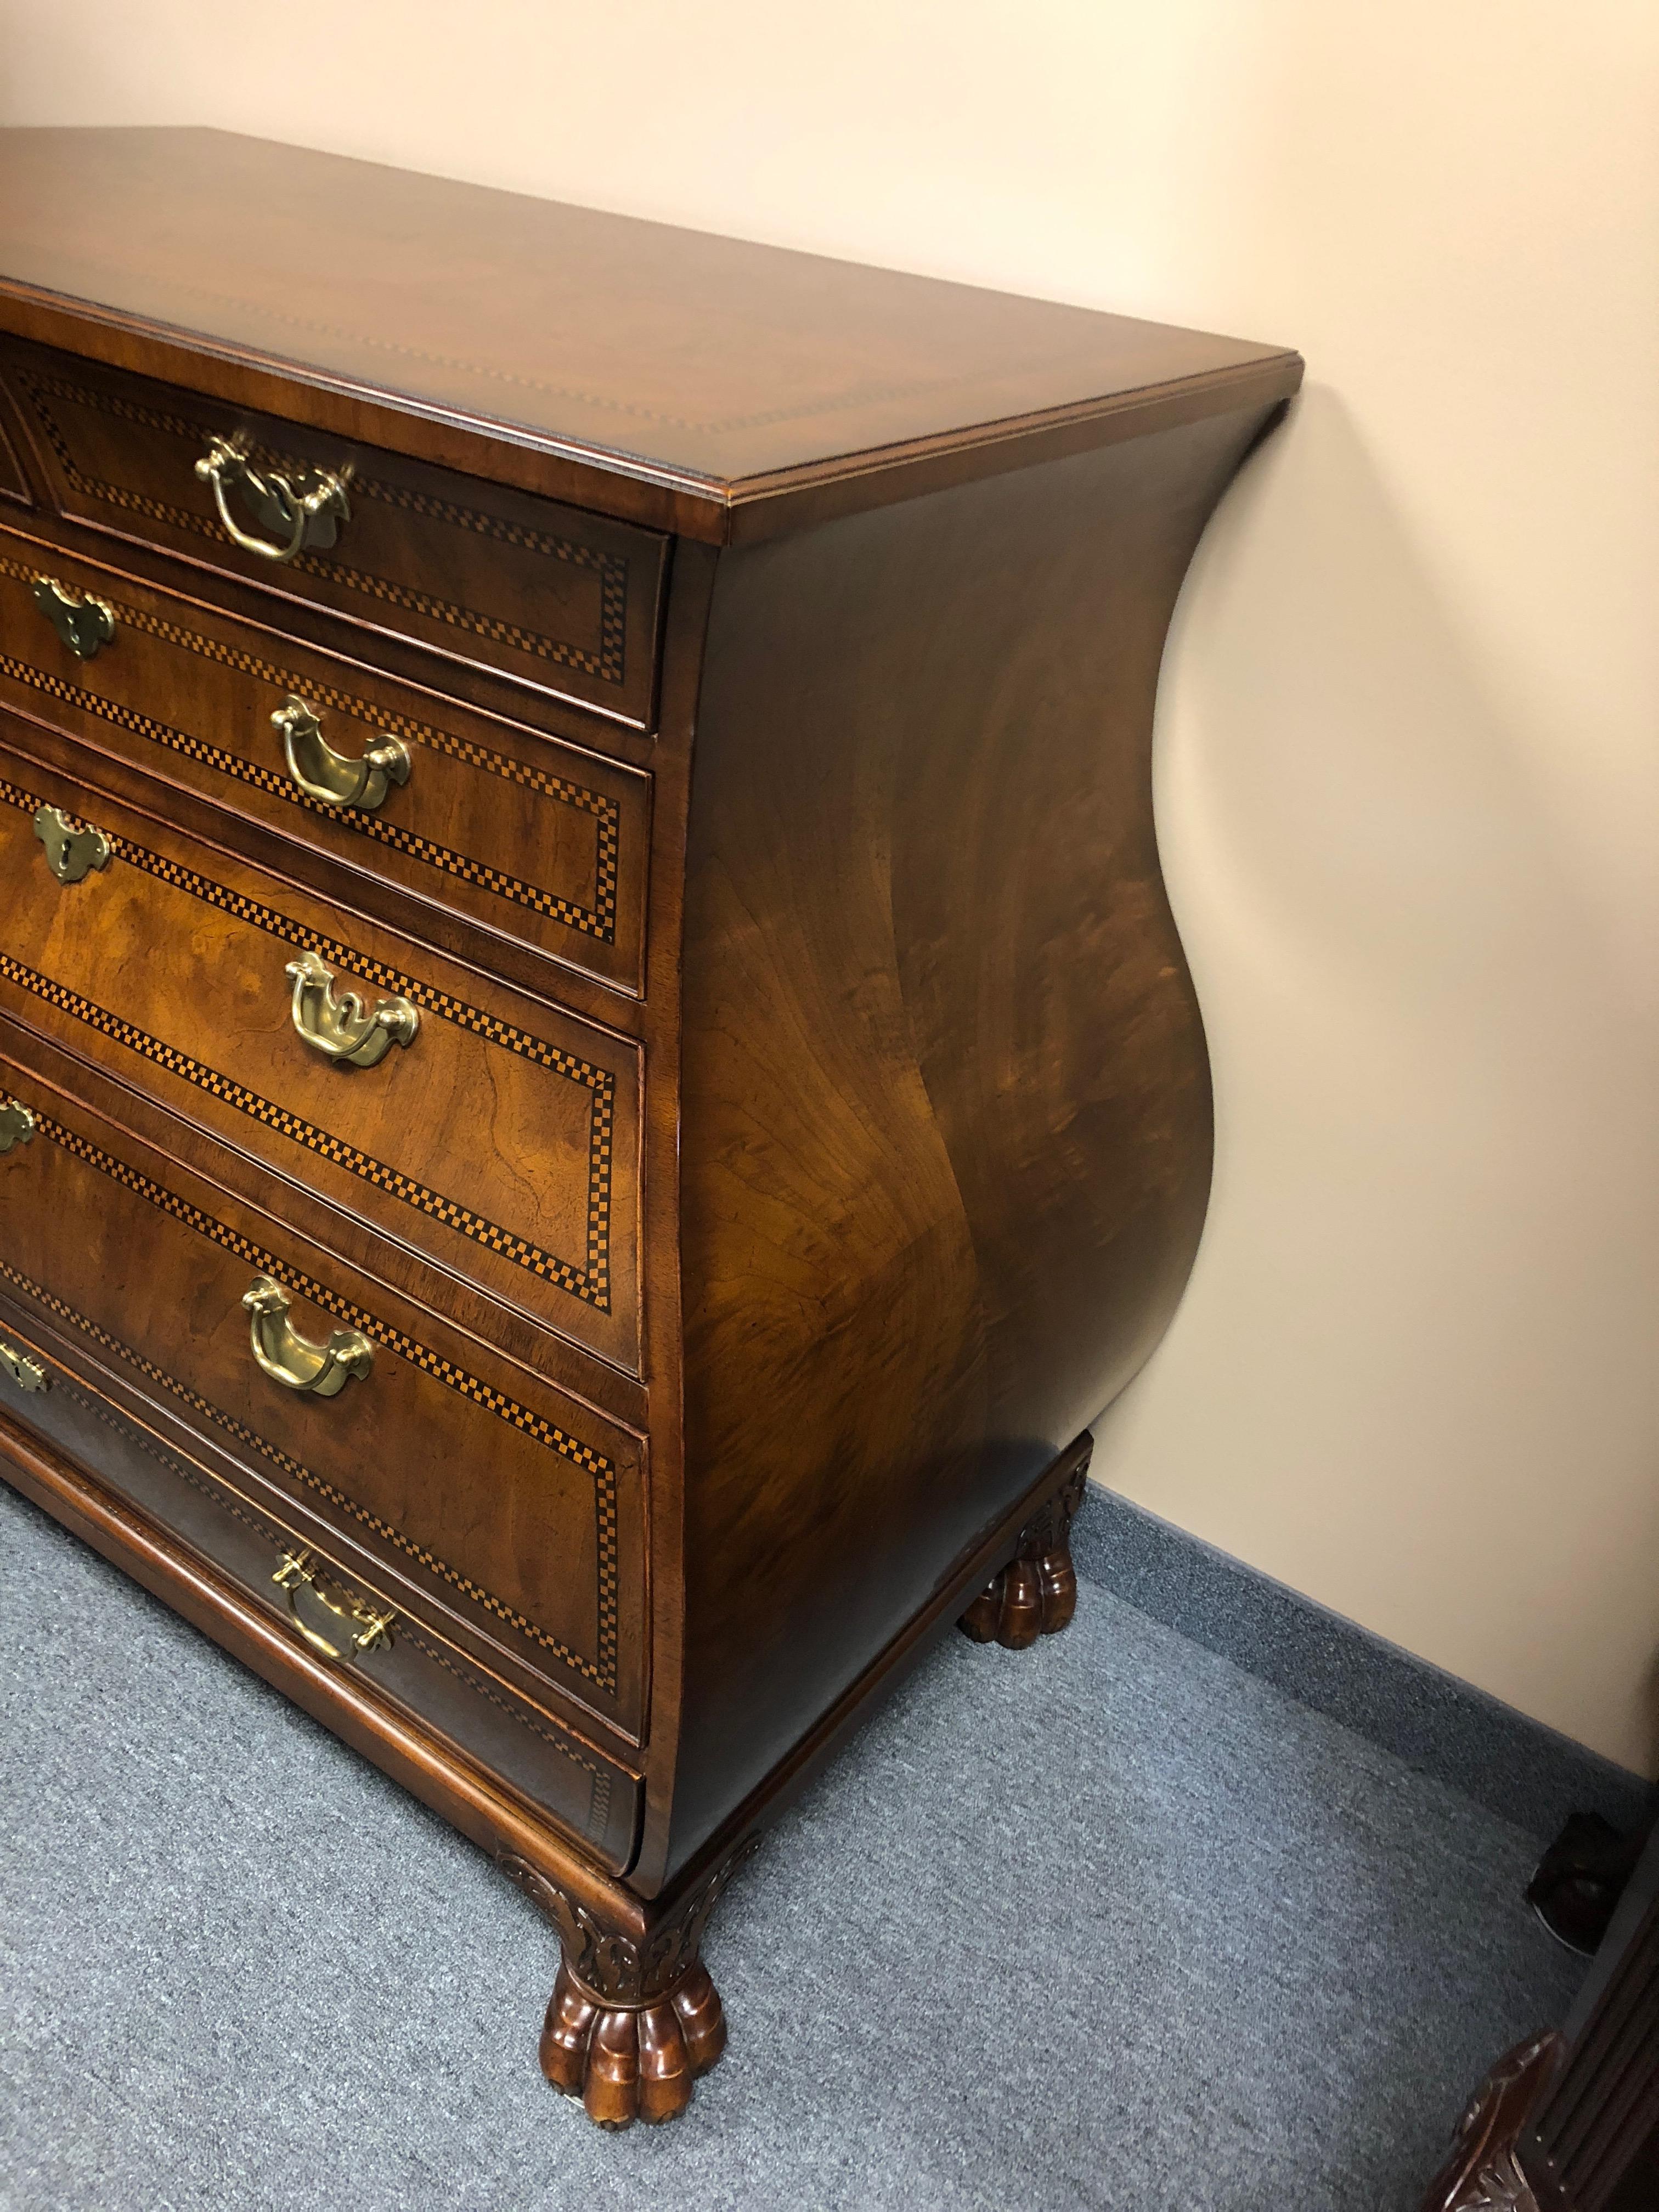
[1094,382,1659,1775]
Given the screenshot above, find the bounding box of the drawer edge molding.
[0,1130,623,1695]
[0,769,617,1316]
[11,364,633,690]
[0,545,623,946]
[3,1345,624,1849]
[0,1339,625,1859]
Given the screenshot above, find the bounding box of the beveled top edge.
[0,128,1304,541]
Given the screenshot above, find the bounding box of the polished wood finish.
[0,332,669,731]
[0,129,1298,543]
[0,126,1301,2124]
[0,1296,640,1864]
[0,1060,646,1737]
[0,732,642,1368]
[1421,1819,1659,2210]
[0,531,652,997]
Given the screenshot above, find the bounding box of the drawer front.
[0,1070,645,1735]
[0,1299,640,1872]
[0,337,668,731]
[0,743,641,1372]
[0,537,650,997]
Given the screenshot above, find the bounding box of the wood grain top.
[0,128,1302,540]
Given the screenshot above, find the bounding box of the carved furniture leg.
[1421,2034,1562,2212]
[1421,1811,1659,2209]
[502,1847,753,2129]
[959,1434,1092,1651]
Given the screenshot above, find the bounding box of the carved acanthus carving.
[498,1842,757,2126]
[499,1840,755,2006]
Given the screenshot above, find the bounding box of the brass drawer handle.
[0,1338,47,1393]
[0,1099,36,1153]
[33,804,111,885]
[272,1549,394,1661]
[32,575,116,659]
[272,693,409,811]
[195,431,352,565]
[242,1275,373,1397]
[286,951,419,1068]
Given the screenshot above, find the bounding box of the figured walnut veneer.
[0,125,1301,2127]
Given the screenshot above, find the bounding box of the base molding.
[1076,1483,1652,1842]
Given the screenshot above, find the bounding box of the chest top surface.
[0,128,1300,539]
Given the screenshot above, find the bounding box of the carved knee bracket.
[960,1438,1091,1651]
[501,1846,754,2129]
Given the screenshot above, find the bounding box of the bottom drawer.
[0,1297,640,1872]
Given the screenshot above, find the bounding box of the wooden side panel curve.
[665,403,1278,1871]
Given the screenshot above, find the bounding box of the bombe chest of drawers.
[0,127,1300,2125]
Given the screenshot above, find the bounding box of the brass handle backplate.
[32,575,116,659]
[0,1338,47,1393]
[242,1275,373,1397]
[195,431,352,565]
[285,951,418,1069]
[272,1549,394,1662]
[272,694,409,811]
[0,1099,36,1154]
[34,804,111,885]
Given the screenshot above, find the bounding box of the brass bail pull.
[242,1275,374,1397]
[271,694,409,812]
[195,431,353,565]
[285,951,419,1069]
[272,1549,394,1662]
[32,575,116,659]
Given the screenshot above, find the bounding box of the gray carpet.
[1,1481,1585,2212]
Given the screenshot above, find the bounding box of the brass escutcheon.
[0,1099,36,1154]
[242,1275,374,1398]
[32,575,116,659]
[272,1549,394,1662]
[33,804,111,885]
[271,693,409,812]
[195,430,352,564]
[0,1339,47,1394]
[285,950,419,1069]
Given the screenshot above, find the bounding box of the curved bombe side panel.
[668,402,1279,1876]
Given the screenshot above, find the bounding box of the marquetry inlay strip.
[0,772,615,1312]
[0,1142,622,1689]
[0,1304,616,1835]
[14,369,629,684]
[0,548,621,944]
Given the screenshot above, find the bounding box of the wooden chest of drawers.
[0,126,1301,2126]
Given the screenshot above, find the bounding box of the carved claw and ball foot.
[960,1437,1091,1651]
[502,1844,753,2130]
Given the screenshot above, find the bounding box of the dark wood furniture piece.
[1423,1815,1659,2210]
[0,126,1301,2126]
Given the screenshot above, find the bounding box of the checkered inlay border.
[0,773,616,1312]
[0,1291,616,1838]
[0,1131,623,1690]
[15,369,629,686]
[0,541,621,944]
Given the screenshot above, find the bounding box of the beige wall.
[4,1,1657,1768]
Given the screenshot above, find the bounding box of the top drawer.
[0,337,669,733]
